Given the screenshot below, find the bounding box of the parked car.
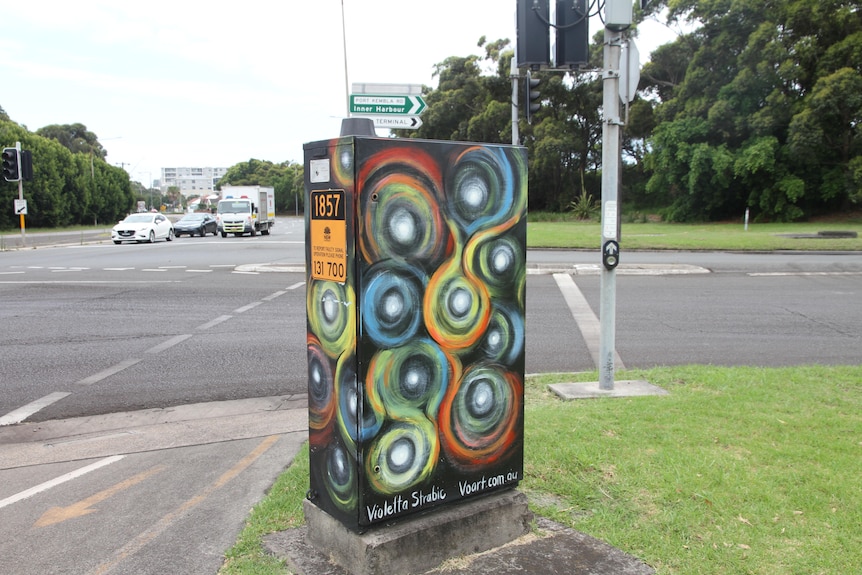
[173,213,218,237]
[112,213,174,244]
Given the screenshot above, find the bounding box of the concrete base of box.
[303,490,533,575]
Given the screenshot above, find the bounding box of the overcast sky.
[1,1,675,186]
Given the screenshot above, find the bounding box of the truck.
[215,185,275,237]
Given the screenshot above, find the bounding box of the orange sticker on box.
[310,190,347,283]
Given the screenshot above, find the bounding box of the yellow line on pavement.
[88,434,280,575]
[35,465,167,528]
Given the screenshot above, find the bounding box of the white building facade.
[160,167,228,196]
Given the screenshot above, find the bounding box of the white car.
[112,213,175,244]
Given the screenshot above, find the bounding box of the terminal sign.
[310,190,347,283]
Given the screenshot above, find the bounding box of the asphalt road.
[1,219,860,573]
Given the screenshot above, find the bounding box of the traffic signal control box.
[303,136,527,532]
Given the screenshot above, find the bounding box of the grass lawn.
[220,365,862,575]
[527,220,862,251]
[7,216,861,252]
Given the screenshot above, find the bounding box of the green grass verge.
[6,218,862,251]
[220,365,862,575]
[527,220,862,251]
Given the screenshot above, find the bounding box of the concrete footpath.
[2,395,655,575]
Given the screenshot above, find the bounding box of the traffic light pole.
[599,28,623,390]
[511,56,519,146]
[18,178,25,245]
[17,142,25,245]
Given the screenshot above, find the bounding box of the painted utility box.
[303,136,527,532]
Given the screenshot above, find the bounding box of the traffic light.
[2,147,20,182]
[20,150,33,181]
[525,71,541,124]
[516,0,550,69]
[556,0,589,68]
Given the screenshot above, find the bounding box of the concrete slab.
[300,490,533,575]
[548,379,668,400]
[264,516,654,575]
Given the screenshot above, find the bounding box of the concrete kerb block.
[548,379,668,400]
[303,490,533,575]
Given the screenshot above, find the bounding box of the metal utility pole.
[341,0,350,117]
[599,20,626,390]
[17,142,25,245]
[511,56,520,146]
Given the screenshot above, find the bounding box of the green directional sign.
[349,94,427,116]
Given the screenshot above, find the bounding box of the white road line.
[184,269,213,273]
[0,455,125,510]
[553,273,626,370]
[76,358,142,386]
[0,281,179,284]
[197,315,232,330]
[0,392,71,426]
[262,291,286,301]
[287,281,306,290]
[234,301,263,313]
[748,271,862,277]
[146,334,193,354]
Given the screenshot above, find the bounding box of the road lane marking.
[0,281,179,284]
[76,358,142,386]
[145,334,193,354]
[262,290,286,300]
[35,464,167,527]
[234,301,263,313]
[0,456,124,510]
[748,271,862,277]
[0,392,72,426]
[88,435,280,575]
[553,273,625,370]
[196,315,232,330]
[287,281,305,290]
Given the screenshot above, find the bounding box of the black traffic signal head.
[556,0,589,69]
[525,72,542,124]
[2,147,20,182]
[516,0,551,69]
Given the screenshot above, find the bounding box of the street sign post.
[349,94,427,116]
[368,116,423,130]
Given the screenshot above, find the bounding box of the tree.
[218,158,304,215]
[35,123,108,159]
[1,116,132,229]
[645,0,862,221]
[789,67,862,206]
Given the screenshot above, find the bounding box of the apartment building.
[160,167,228,196]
